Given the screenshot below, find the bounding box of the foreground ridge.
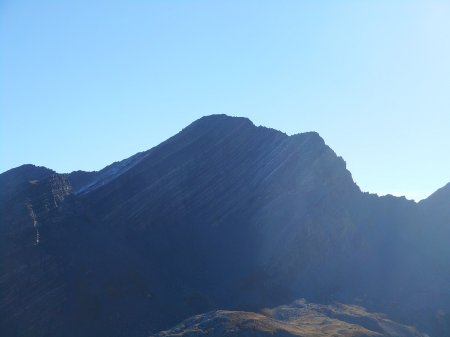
[152,299,426,337]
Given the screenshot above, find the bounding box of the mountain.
[1,114,449,337]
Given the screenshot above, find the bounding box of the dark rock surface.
[1,115,448,337]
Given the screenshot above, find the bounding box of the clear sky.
[1,1,449,201]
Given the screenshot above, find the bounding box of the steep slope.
[1,115,449,337]
[72,114,361,318]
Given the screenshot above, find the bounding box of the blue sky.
[1,1,449,201]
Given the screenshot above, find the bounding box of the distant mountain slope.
[421,183,450,207]
[419,183,450,223]
[1,115,449,337]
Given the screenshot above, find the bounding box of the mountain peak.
[190,115,326,142]
[289,130,325,145]
[183,114,255,133]
[184,115,327,146]
[196,113,253,124]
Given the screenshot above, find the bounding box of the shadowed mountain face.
[0,115,449,337]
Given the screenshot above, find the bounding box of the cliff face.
[0,172,73,337]
[0,115,449,337]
